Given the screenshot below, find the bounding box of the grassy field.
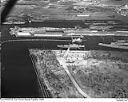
[29,49,83,98]
[68,50,128,98]
[29,49,128,98]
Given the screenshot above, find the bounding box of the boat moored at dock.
[10,26,128,38]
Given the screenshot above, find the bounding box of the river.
[1,20,128,97]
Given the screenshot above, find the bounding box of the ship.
[2,21,26,25]
[10,26,67,37]
[57,44,85,49]
[10,26,128,38]
[9,26,87,39]
[89,25,113,31]
[99,40,128,50]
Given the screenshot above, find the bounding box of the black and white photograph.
[1,0,128,99]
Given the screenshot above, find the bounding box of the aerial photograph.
[1,0,128,98]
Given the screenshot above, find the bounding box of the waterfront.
[1,20,128,97]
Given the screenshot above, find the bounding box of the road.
[58,57,90,98]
